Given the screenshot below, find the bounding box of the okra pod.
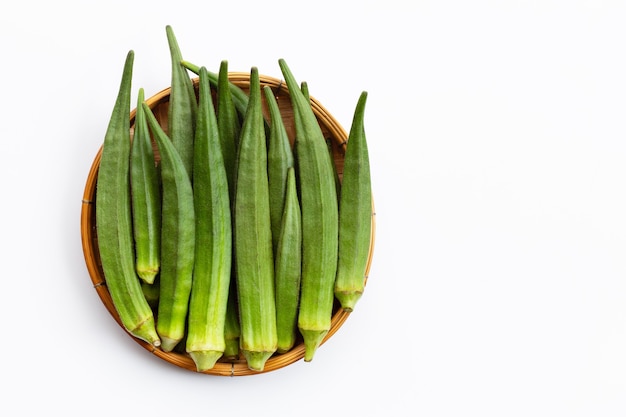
[217,60,240,201]
[186,67,233,371]
[130,87,161,284]
[335,92,372,312]
[278,59,339,362]
[96,51,160,347]
[143,102,196,352]
[274,167,302,353]
[215,60,243,362]
[165,25,197,179]
[234,67,277,371]
[264,85,295,253]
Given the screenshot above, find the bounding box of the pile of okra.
[95,26,372,372]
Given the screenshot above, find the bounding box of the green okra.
[96,50,160,347]
[143,101,196,352]
[264,85,295,253]
[217,60,241,201]
[274,167,302,353]
[215,60,243,362]
[335,91,372,312]
[130,87,161,284]
[165,25,197,179]
[234,67,277,371]
[278,59,339,362]
[186,67,233,371]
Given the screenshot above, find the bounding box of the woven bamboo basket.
[80,72,376,376]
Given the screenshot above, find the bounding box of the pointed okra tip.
[243,350,275,372]
[137,267,158,285]
[160,336,181,352]
[277,58,290,76]
[300,329,329,362]
[189,351,223,372]
[335,291,363,313]
[131,317,161,348]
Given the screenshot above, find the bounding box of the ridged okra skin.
[335,91,372,312]
[217,60,240,202]
[216,61,243,361]
[274,167,302,353]
[186,67,233,371]
[264,85,295,254]
[180,59,246,362]
[96,50,160,347]
[165,25,197,179]
[142,102,196,353]
[234,67,277,371]
[130,87,161,284]
[278,59,339,362]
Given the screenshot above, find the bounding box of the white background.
[1,0,626,415]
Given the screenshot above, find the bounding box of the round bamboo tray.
[80,72,376,376]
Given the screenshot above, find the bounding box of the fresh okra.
[234,67,277,371]
[130,87,161,284]
[264,85,295,253]
[143,102,196,352]
[278,58,339,362]
[186,67,233,371]
[334,92,372,312]
[96,50,160,347]
[274,167,302,353]
[165,25,197,179]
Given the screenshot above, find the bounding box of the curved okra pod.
[264,85,295,253]
[130,87,161,284]
[143,102,196,352]
[278,58,339,362]
[96,50,160,347]
[334,92,372,312]
[274,167,302,353]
